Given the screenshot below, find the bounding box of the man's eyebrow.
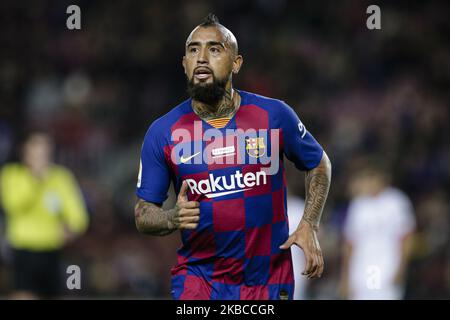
[207,41,226,48]
[186,41,226,48]
[187,41,201,47]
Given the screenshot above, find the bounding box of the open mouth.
[194,67,213,80]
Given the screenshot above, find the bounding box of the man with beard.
[134,13,332,300]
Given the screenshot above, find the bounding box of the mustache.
[193,66,214,74]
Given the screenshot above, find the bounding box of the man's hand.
[170,181,200,230]
[135,180,200,235]
[280,220,324,279]
[280,152,331,279]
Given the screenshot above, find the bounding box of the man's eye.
[210,47,220,53]
[189,47,198,53]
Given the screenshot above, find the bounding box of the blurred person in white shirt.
[340,161,416,300]
[288,193,307,300]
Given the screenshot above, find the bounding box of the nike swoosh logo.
[205,188,252,198]
[180,152,201,163]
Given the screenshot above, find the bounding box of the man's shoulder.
[380,187,413,207]
[239,90,293,117]
[50,165,75,179]
[0,162,25,177]
[240,90,286,108]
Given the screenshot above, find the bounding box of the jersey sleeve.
[278,101,324,171]
[136,121,171,204]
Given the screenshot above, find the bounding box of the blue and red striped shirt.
[136,90,323,300]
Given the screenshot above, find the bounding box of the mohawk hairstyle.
[199,13,220,26]
[196,13,239,54]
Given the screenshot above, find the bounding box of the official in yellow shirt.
[0,131,89,298]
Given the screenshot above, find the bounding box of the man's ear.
[182,56,187,74]
[232,55,243,74]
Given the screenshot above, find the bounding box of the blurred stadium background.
[0,0,448,299]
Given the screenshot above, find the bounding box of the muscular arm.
[301,152,332,231]
[280,151,332,279]
[134,181,200,236]
[134,198,178,236]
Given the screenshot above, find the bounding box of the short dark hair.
[199,13,220,27]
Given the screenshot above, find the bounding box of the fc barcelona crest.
[246,137,266,158]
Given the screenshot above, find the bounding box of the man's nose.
[197,47,208,64]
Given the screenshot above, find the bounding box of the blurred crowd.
[0,0,448,299]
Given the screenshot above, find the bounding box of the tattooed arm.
[134,199,177,236]
[280,152,332,278]
[302,152,332,231]
[135,181,200,236]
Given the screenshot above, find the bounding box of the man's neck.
[192,88,240,120]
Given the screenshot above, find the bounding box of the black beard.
[187,76,227,106]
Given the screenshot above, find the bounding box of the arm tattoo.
[134,198,178,236]
[302,153,332,231]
